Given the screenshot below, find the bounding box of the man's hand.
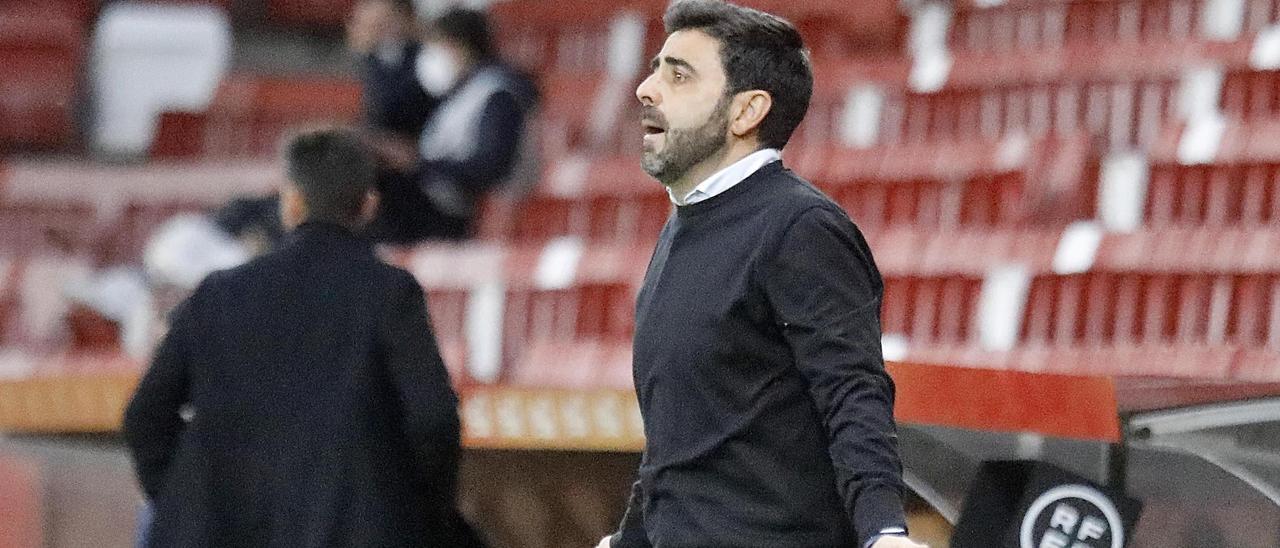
[366,134,419,172]
[871,536,929,548]
[594,536,612,548]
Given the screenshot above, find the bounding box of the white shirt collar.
[668,148,782,206]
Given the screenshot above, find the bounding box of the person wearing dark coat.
[369,8,540,242]
[346,0,443,245]
[348,0,437,140]
[123,128,481,547]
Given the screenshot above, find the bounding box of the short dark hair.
[430,8,495,60]
[284,128,376,225]
[388,0,414,15]
[359,0,415,17]
[664,0,813,150]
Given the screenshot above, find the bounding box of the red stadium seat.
[536,71,639,157]
[1,253,94,352]
[1095,226,1280,273]
[1145,160,1280,227]
[493,3,664,75]
[881,275,984,347]
[501,155,669,243]
[0,255,20,346]
[949,0,1278,54]
[505,135,1093,246]
[508,193,671,243]
[1020,228,1280,349]
[801,68,1181,150]
[493,0,904,74]
[0,205,100,254]
[266,0,357,30]
[397,242,647,384]
[0,6,85,150]
[1019,272,1278,347]
[153,74,362,158]
[870,226,1280,379]
[1221,68,1280,123]
[808,134,1095,229]
[875,227,1061,347]
[801,25,1270,153]
[150,111,210,160]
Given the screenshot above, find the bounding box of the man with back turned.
[600,2,928,547]
[124,128,478,547]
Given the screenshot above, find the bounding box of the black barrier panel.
[952,460,1142,548]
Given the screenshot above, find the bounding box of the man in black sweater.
[601,2,927,548]
[124,129,481,547]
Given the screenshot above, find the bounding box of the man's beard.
[641,95,731,186]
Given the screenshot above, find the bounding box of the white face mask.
[415,44,460,96]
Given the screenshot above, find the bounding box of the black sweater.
[613,161,907,548]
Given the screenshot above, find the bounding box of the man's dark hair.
[284,128,376,225]
[664,0,813,150]
[430,8,496,60]
[388,0,415,16]
[359,0,415,17]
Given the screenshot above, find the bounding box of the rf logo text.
[1036,503,1108,547]
[1019,484,1125,548]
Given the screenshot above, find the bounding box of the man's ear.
[280,186,307,230]
[730,90,773,138]
[358,189,381,226]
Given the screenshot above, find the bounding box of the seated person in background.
[211,194,285,254]
[372,7,540,242]
[348,0,443,244]
[65,196,279,361]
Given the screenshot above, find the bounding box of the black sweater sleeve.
[761,206,907,546]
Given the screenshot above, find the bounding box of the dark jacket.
[613,162,907,548]
[362,41,437,140]
[123,223,475,547]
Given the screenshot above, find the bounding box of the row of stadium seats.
[876,226,1280,350]
[491,0,1280,73]
[10,126,1280,268]
[150,74,362,159]
[11,0,1280,154]
[3,226,1280,382]
[7,0,1280,390]
[7,0,1280,150]
[138,56,1280,160]
[948,0,1280,53]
